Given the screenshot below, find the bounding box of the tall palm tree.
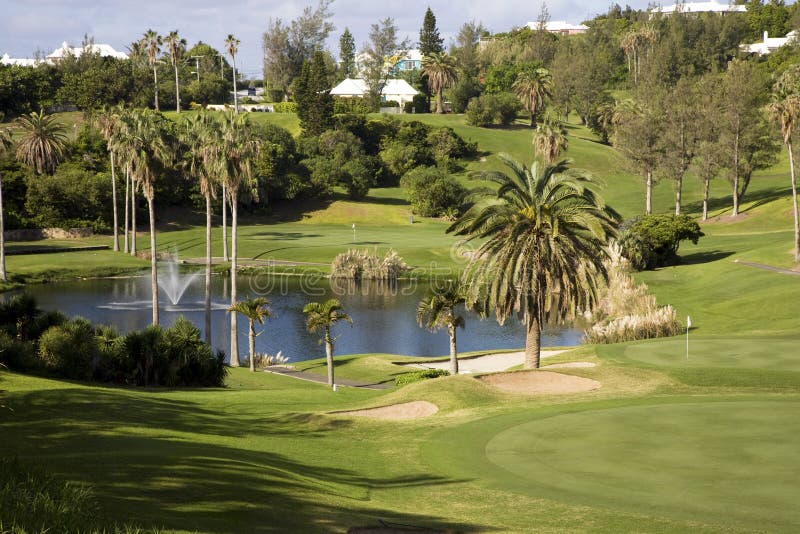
[181,111,219,343]
[416,281,466,375]
[448,155,619,369]
[769,67,800,263]
[164,30,187,113]
[532,119,568,164]
[14,110,67,174]
[93,107,122,251]
[0,127,13,282]
[219,112,258,365]
[229,296,273,372]
[116,109,173,325]
[421,52,458,114]
[513,66,553,128]
[303,298,352,388]
[143,30,162,111]
[225,34,241,114]
[110,108,136,255]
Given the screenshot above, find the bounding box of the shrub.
[400,166,467,217]
[0,331,38,371]
[331,249,409,280]
[38,318,99,380]
[427,127,477,167]
[333,96,375,114]
[403,94,429,114]
[619,214,704,270]
[465,93,521,127]
[253,351,289,368]
[394,368,449,386]
[272,101,297,113]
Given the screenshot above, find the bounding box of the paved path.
[263,366,392,390]
[734,259,800,276]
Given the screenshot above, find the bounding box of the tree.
[0,127,12,281]
[448,156,619,369]
[303,298,352,388]
[219,113,259,365]
[416,281,465,375]
[14,110,67,175]
[93,107,122,251]
[229,296,273,372]
[164,30,187,113]
[225,34,241,114]
[658,78,700,215]
[531,119,568,164]
[421,53,458,114]
[338,28,356,80]
[419,7,444,56]
[294,51,334,136]
[512,66,553,127]
[620,25,658,85]
[181,111,219,343]
[116,109,173,325]
[362,18,409,108]
[693,75,724,221]
[768,65,800,262]
[142,30,162,111]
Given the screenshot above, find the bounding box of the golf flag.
[687,316,692,328]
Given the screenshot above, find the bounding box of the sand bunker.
[407,350,568,374]
[333,401,439,420]
[541,361,597,369]
[479,370,600,395]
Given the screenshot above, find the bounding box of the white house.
[742,30,798,55]
[526,21,589,35]
[0,54,40,67]
[330,78,419,107]
[652,1,747,16]
[47,42,128,62]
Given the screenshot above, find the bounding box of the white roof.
[526,21,589,31]
[47,41,128,60]
[330,78,419,97]
[654,1,747,14]
[1,53,39,67]
[742,30,798,55]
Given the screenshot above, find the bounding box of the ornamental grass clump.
[331,249,409,280]
[584,243,681,344]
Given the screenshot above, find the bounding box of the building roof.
[330,78,419,97]
[742,30,798,55]
[0,53,40,67]
[47,41,128,60]
[526,21,589,32]
[653,1,747,14]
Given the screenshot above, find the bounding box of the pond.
[16,271,584,364]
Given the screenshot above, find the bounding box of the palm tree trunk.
[448,325,458,375]
[111,151,119,251]
[232,57,239,114]
[645,170,652,215]
[674,174,682,216]
[788,141,800,262]
[229,196,239,366]
[702,175,710,221]
[174,65,181,113]
[249,319,256,372]
[131,180,137,256]
[124,165,130,253]
[205,192,212,345]
[524,315,541,369]
[0,172,6,282]
[222,182,229,262]
[147,195,159,326]
[325,332,334,388]
[153,65,160,112]
[436,89,443,114]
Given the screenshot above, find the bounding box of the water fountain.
[157,251,198,305]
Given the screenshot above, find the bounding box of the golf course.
[2,111,799,533]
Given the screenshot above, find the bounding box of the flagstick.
[686,315,691,360]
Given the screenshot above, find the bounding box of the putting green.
[427,398,800,531]
[620,336,800,371]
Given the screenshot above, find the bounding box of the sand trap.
[541,361,597,369]
[406,350,568,374]
[332,401,438,420]
[479,370,600,395]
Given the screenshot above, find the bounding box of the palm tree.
[219,112,258,365]
[532,119,568,164]
[303,299,352,388]
[769,67,800,263]
[181,111,219,343]
[229,296,273,372]
[225,34,241,114]
[416,281,466,375]
[421,52,458,114]
[164,30,187,113]
[116,109,173,325]
[448,155,619,369]
[512,66,553,127]
[14,110,67,174]
[143,30,162,111]
[0,127,13,282]
[93,107,122,251]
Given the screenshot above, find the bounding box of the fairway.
[430,397,800,532]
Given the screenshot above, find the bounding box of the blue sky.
[0,1,655,77]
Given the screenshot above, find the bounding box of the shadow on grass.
[1,386,484,533]
[683,185,791,216]
[679,250,735,265]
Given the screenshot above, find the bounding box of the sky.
[0,0,656,78]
